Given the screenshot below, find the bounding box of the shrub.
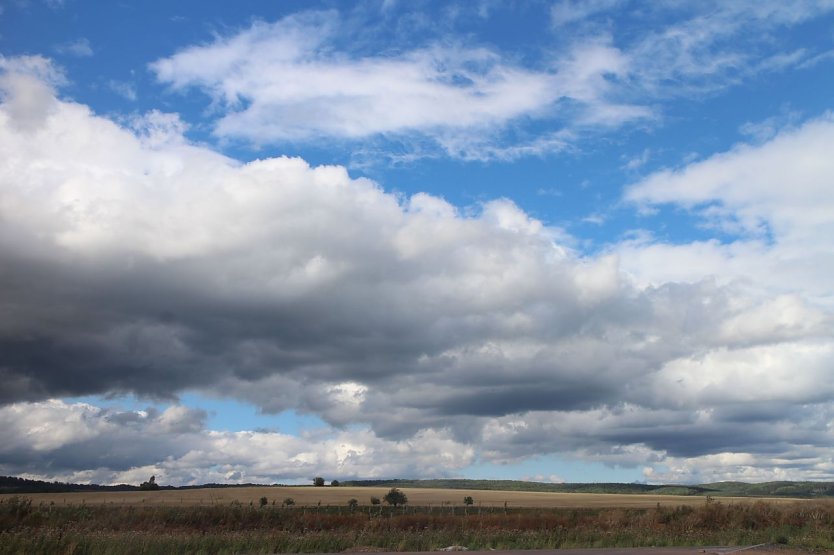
[383,488,408,507]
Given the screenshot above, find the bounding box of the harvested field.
[4,493,834,553]
[0,485,809,508]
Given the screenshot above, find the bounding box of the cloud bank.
[1,56,833,483]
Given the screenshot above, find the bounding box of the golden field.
[4,488,834,553]
[0,485,809,508]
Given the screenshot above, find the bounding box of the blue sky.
[1,0,834,486]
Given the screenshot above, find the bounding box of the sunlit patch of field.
[0,486,808,508]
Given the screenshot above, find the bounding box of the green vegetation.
[383,487,408,507]
[3,495,834,554]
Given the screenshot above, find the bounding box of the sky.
[1,0,834,487]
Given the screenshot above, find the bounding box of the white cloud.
[738,110,801,143]
[0,55,64,132]
[152,14,553,140]
[551,0,622,27]
[622,114,834,307]
[54,38,93,58]
[619,1,834,95]
[144,4,834,162]
[108,80,137,101]
[149,11,649,159]
[0,399,474,485]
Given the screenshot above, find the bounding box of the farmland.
[0,485,806,509]
[3,486,834,554]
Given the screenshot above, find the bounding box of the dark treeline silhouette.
[1,476,282,494]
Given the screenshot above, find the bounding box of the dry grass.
[4,494,834,554]
[0,485,807,508]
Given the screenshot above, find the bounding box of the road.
[333,547,820,555]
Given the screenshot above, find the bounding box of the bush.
[348,498,359,511]
[463,496,474,506]
[283,497,295,507]
[259,496,268,507]
[383,488,408,507]
[370,496,381,506]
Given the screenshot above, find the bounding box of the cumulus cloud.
[2,58,834,482]
[621,113,834,307]
[0,400,473,484]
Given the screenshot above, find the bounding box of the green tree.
[313,476,325,487]
[139,475,160,491]
[383,488,408,507]
[331,479,340,487]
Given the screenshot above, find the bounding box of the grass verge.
[2,495,834,554]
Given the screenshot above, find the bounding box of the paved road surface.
[329,547,823,555]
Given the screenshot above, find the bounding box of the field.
[0,485,806,508]
[3,487,834,554]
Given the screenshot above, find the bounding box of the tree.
[313,476,325,487]
[383,487,408,507]
[139,475,159,491]
[347,498,359,511]
[331,479,340,487]
[463,496,474,506]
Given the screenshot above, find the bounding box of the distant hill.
[341,479,834,498]
[697,481,834,498]
[4,475,834,497]
[0,476,278,494]
[339,479,708,495]
[0,476,144,494]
